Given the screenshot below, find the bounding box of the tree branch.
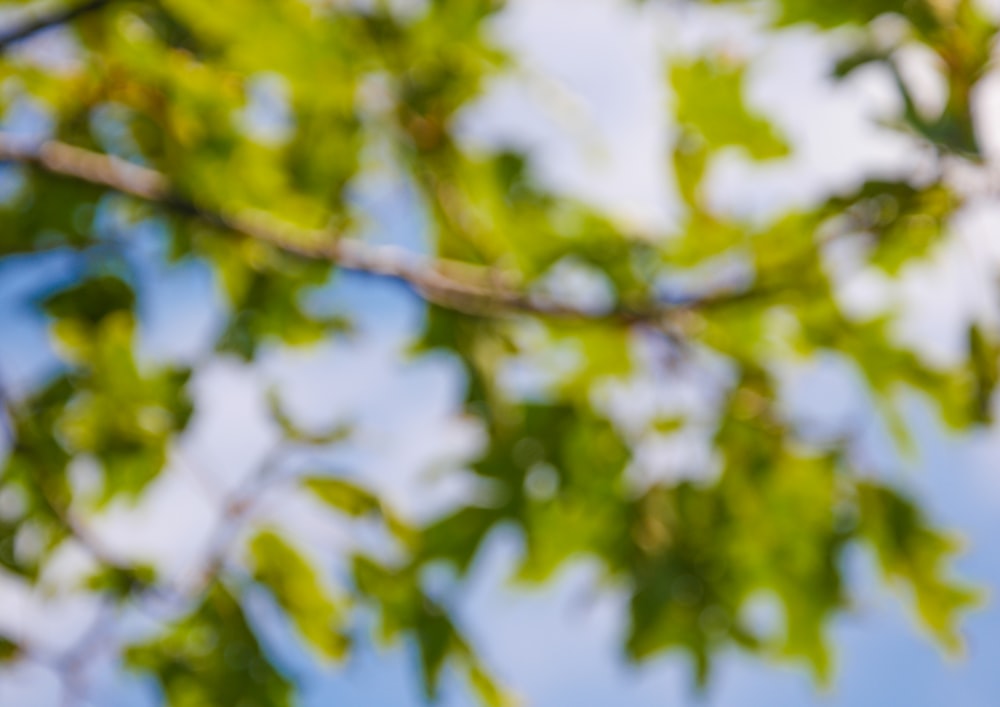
[0,134,765,326]
[0,0,115,51]
[0,135,668,320]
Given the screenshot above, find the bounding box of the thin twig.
[0,0,116,52]
[183,442,290,595]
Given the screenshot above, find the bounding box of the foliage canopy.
[0,0,996,704]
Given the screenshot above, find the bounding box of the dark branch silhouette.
[0,0,116,51]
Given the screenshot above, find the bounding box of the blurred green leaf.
[126,584,292,707]
[0,636,19,663]
[857,483,982,652]
[249,529,351,661]
[352,555,509,703]
[671,57,789,161]
[304,477,382,519]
